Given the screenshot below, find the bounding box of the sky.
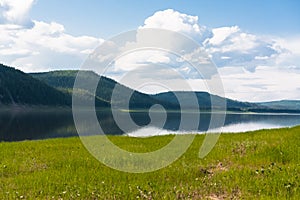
[0,0,300,102]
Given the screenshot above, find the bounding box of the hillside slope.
[258,100,300,111]
[0,64,71,106]
[31,70,178,110]
[32,70,252,111]
[152,91,256,111]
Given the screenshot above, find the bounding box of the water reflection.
[0,109,76,141]
[0,108,300,141]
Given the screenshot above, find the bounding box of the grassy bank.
[0,126,299,199]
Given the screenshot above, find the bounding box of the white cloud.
[205,26,284,71]
[140,9,211,42]
[208,26,240,45]
[142,9,200,33]
[0,20,103,72]
[116,64,300,102]
[276,36,300,54]
[1,7,300,101]
[114,50,170,71]
[217,66,300,102]
[139,10,298,74]
[0,0,104,72]
[98,10,216,84]
[272,36,300,69]
[207,26,259,53]
[255,56,269,60]
[95,9,300,101]
[0,0,35,26]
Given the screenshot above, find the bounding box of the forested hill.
[1,64,300,113]
[32,70,255,111]
[0,64,71,106]
[31,70,177,110]
[152,91,256,111]
[29,70,300,112]
[257,100,300,111]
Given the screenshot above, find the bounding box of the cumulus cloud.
[0,20,103,72]
[100,10,216,83]
[142,9,299,74]
[0,1,104,72]
[0,0,35,27]
[114,50,170,71]
[92,9,300,101]
[217,66,300,102]
[272,36,300,69]
[208,26,240,46]
[205,26,300,77]
[205,26,284,71]
[140,9,212,42]
[142,9,199,32]
[208,34,300,100]
[138,9,297,73]
[1,6,300,101]
[121,64,300,102]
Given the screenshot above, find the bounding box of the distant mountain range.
[1,63,300,113]
[258,100,300,111]
[30,68,254,111]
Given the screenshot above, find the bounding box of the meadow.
[0,126,299,199]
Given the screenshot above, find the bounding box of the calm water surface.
[0,109,299,141]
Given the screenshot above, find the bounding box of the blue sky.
[30,0,300,38]
[0,0,300,102]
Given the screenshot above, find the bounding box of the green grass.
[0,126,299,199]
